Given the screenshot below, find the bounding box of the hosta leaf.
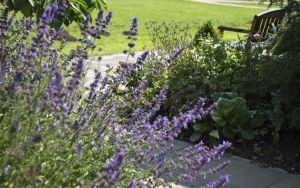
[211,111,226,126]
[192,122,210,132]
[209,130,219,139]
[241,129,256,140]
[218,92,238,99]
[222,126,235,139]
[190,132,202,142]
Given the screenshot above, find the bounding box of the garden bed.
[231,133,300,174]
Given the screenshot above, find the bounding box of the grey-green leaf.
[190,132,202,142]
[209,130,220,139]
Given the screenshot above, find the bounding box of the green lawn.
[223,1,281,8]
[66,0,265,55]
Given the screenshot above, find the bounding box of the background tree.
[0,0,107,28]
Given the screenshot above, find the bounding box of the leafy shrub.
[140,19,300,146]
[272,0,300,54]
[145,21,192,54]
[0,3,231,188]
[2,0,107,28]
[193,21,220,46]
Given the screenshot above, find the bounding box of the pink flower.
[250,41,256,46]
[25,167,33,176]
[13,179,20,186]
[253,33,260,39]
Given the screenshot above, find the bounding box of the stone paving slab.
[171,140,300,188]
[85,52,143,85]
[267,175,300,188]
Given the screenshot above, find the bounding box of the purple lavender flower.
[137,51,149,63]
[35,125,41,133]
[105,12,113,25]
[68,58,85,90]
[96,10,104,26]
[82,15,90,35]
[127,179,138,188]
[131,17,138,36]
[40,4,58,24]
[203,175,230,188]
[128,42,135,48]
[166,46,187,63]
[76,144,83,156]
[105,148,125,183]
[57,0,68,16]
[133,79,149,100]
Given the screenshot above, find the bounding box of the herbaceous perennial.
[0,2,231,187]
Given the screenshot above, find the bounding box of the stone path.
[87,54,300,188]
[190,0,268,9]
[85,52,143,84]
[171,140,300,188]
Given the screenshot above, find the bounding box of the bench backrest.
[250,8,285,38]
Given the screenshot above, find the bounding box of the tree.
[1,0,107,28]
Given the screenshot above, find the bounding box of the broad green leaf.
[211,111,226,126]
[241,129,256,140]
[190,132,202,142]
[27,0,35,7]
[249,113,266,128]
[209,130,220,139]
[43,0,52,9]
[219,92,238,99]
[259,128,269,135]
[222,126,235,139]
[229,106,250,127]
[216,97,229,112]
[192,122,210,132]
[96,0,107,9]
[71,0,89,10]
[7,0,15,9]
[20,2,33,17]
[70,2,82,13]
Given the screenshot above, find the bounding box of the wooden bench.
[218,8,285,39]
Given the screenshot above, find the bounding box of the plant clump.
[0,2,231,188]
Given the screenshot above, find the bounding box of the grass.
[66,0,265,55]
[223,1,281,8]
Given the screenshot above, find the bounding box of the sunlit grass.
[64,0,264,55]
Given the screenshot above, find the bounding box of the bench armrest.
[218,26,250,34]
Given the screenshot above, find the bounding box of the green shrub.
[139,19,300,146]
[191,94,267,144]
[193,21,220,46]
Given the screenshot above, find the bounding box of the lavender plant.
[0,2,231,188]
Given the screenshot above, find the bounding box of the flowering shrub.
[0,3,231,188]
[137,17,300,148]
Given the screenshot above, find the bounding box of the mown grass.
[224,2,281,8]
[66,0,265,55]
